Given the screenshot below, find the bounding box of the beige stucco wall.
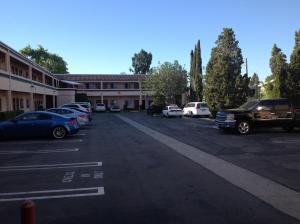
[56,89,76,106]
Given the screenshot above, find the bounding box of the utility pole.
[245,58,248,75]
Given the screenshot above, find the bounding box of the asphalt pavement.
[0,112,299,224]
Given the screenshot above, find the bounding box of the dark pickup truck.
[215,98,300,134]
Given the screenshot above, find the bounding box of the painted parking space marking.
[0,139,83,145]
[0,187,104,202]
[0,148,79,155]
[271,138,300,144]
[116,114,300,221]
[62,171,75,183]
[0,161,102,172]
[94,171,103,179]
[72,133,87,136]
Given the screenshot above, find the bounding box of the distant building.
[0,41,152,112]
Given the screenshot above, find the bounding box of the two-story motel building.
[0,41,152,112]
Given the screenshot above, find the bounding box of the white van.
[183,102,211,117]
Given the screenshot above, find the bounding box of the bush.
[0,110,24,121]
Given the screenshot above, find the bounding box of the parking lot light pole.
[21,200,36,224]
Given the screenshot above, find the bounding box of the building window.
[85,83,90,89]
[110,83,114,89]
[125,83,128,89]
[26,99,30,108]
[134,82,139,89]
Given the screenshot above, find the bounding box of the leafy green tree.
[146,61,187,105]
[249,73,259,86]
[20,45,68,73]
[204,28,245,113]
[190,40,203,101]
[288,30,300,99]
[130,49,152,74]
[266,44,288,98]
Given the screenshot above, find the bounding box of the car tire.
[52,126,67,139]
[166,113,169,118]
[190,111,194,118]
[236,120,251,135]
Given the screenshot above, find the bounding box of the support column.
[29,92,34,111]
[43,94,46,109]
[6,52,12,111]
[101,94,104,103]
[7,90,12,111]
[139,81,142,110]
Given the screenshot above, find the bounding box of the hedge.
[0,110,24,121]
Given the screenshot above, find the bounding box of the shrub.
[0,110,24,121]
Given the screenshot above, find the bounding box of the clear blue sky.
[1,0,300,80]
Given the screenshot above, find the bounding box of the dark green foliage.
[75,93,89,102]
[204,28,246,112]
[20,45,68,74]
[266,44,289,98]
[130,49,152,74]
[189,40,203,101]
[249,73,259,86]
[288,30,300,99]
[146,61,187,105]
[0,110,24,121]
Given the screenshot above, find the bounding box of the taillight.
[68,119,77,125]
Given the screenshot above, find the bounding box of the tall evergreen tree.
[204,28,245,113]
[189,40,203,101]
[268,44,288,98]
[249,73,259,86]
[289,30,300,99]
[189,50,196,100]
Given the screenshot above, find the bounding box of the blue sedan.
[0,111,80,139]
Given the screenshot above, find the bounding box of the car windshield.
[238,100,259,110]
[169,106,180,110]
[185,103,195,108]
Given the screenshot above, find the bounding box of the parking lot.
[0,112,300,224]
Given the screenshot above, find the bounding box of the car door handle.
[270,113,275,115]
[286,112,292,114]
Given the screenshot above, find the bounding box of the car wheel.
[236,120,250,135]
[190,111,194,118]
[52,126,67,139]
[166,113,169,118]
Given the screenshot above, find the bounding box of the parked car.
[75,102,92,114]
[215,98,300,135]
[162,105,182,118]
[183,102,212,117]
[147,104,164,116]
[0,111,80,139]
[47,108,89,126]
[95,103,106,112]
[61,104,92,121]
[110,105,121,112]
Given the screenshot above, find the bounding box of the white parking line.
[0,139,83,145]
[73,133,87,136]
[0,162,102,172]
[0,187,104,202]
[116,114,300,221]
[0,148,79,155]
